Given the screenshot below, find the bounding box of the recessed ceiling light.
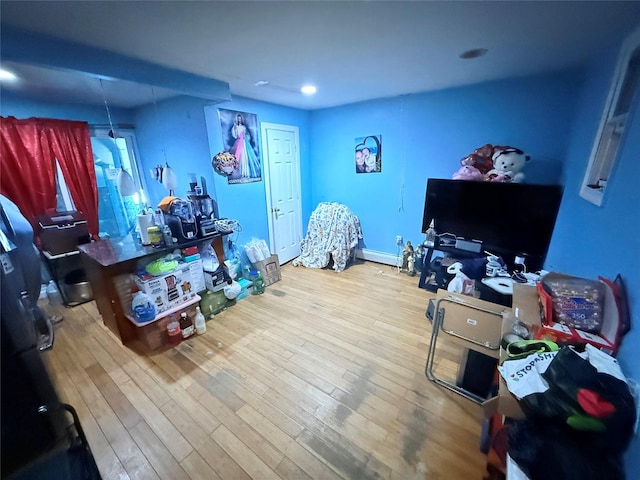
[301,85,317,95]
[254,80,269,87]
[0,68,18,81]
[459,48,488,59]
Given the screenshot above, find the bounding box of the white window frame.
[580,26,640,206]
[91,126,149,206]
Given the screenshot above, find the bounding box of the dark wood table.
[79,234,224,345]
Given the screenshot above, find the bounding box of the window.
[580,27,640,206]
[54,127,147,239]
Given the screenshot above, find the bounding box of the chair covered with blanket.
[292,202,362,272]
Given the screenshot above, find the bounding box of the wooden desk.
[79,234,224,345]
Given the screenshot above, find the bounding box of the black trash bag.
[519,347,636,454]
[509,418,625,480]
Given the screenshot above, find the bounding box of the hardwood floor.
[42,260,488,479]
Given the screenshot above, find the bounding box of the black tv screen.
[421,179,563,271]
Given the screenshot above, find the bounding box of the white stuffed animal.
[485,147,530,183]
[446,262,469,293]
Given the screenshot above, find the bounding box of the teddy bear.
[452,165,484,181]
[485,147,530,183]
[460,144,509,175]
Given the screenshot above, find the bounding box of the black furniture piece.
[1,195,101,480]
[36,211,93,307]
[421,179,563,274]
[418,240,485,291]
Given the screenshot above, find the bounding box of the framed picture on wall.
[217,109,262,184]
[355,135,382,173]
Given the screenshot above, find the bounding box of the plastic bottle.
[180,312,195,338]
[194,306,206,334]
[250,270,265,295]
[147,225,162,246]
[424,220,436,248]
[131,291,156,323]
[162,224,173,247]
[46,280,63,307]
[154,209,164,227]
[167,316,182,346]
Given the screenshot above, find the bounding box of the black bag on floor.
[510,347,636,480]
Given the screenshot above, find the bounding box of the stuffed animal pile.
[451,144,530,183]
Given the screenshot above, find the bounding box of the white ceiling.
[1,1,640,110]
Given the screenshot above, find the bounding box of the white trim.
[580,25,640,206]
[355,248,399,266]
[260,122,302,258]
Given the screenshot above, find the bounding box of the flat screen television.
[421,179,563,272]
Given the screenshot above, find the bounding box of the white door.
[261,123,302,264]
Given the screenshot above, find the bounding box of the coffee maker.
[187,175,218,237]
[164,198,198,243]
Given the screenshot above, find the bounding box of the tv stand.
[418,242,513,307]
[418,242,484,292]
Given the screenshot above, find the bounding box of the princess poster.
[217,109,262,184]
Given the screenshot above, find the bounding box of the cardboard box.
[489,283,540,418]
[204,266,226,292]
[536,277,620,354]
[252,254,281,286]
[186,259,206,293]
[134,264,196,315]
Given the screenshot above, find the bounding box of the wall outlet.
[396,235,403,245]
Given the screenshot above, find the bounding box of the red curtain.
[42,119,99,239]
[0,116,58,225]
[0,116,99,239]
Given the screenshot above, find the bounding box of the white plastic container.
[131,291,156,323]
[46,280,63,307]
[194,306,206,334]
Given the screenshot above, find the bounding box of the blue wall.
[308,70,582,252]
[133,95,311,245]
[133,95,214,208]
[202,97,311,244]
[3,38,639,470]
[546,42,640,471]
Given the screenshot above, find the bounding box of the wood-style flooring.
[43,260,488,480]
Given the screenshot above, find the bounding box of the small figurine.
[415,244,424,272]
[407,252,416,276]
[402,241,415,275]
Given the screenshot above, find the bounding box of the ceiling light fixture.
[459,48,488,59]
[301,85,317,95]
[100,78,138,197]
[0,68,18,81]
[152,87,177,195]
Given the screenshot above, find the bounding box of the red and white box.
[535,274,622,355]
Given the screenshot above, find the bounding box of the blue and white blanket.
[292,202,362,272]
